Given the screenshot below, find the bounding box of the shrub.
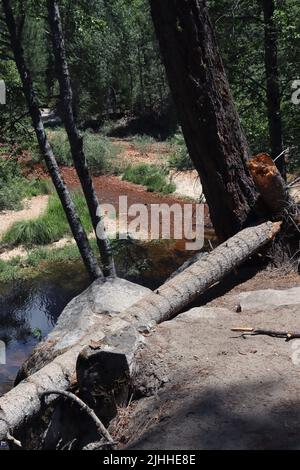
[48,128,116,174]
[83,132,111,175]
[168,133,194,171]
[48,129,71,166]
[0,159,51,211]
[24,179,54,198]
[123,164,176,194]
[132,135,156,153]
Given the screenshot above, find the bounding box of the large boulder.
[16,278,150,383]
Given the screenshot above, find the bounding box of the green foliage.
[123,163,176,194]
[83,132,117,175]
[48,128,116,174]
[0,158,52,211]
[24,179,53,198]
[132,135,156,153]
[209,0,300,170]
[1,0,300,172]
[48,129,71,166]
[0,243,86,283]
[168,133,194,171]
[2,191,92,247]
[58,0,170,124]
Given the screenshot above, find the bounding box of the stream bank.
[0,238,205,398]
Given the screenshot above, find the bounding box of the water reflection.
[0,267,90,396]
[0,238,209,396]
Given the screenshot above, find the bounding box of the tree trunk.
[262,0,285,179]
[2,0,102,281]
[248,153,291,217]
[0,221,281,443]
[47,0,115,278]
[149,0,258,241]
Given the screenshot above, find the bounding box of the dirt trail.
[117,270,300,450]
[0,195,49,238]
[112,138,169,168]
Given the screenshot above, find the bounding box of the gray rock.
[16,278,150,382]
[52,277,150,350]
[235,287,300,310]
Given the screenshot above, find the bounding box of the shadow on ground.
[127,379,300,450]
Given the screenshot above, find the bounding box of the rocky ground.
[110,269,300,450]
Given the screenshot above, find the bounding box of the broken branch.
[40,390,116,448]
[231,327,300,341]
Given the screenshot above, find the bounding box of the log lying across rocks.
[0,221,281,444]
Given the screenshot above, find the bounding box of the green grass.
[0,243,86,283]
[23,179,53,198]
[168,133,194,171]
[132,135,156,153]
[123,163,176,194]
[2,191,92,247]
[48,128,118,174]
[0,158,53,211]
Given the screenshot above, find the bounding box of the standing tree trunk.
[150,0,258,241]
[262,0,285,179]
[47,0,115,277]
[2,0,102,281]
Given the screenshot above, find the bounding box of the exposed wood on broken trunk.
[0,221,281,443]
[247,153,291,217]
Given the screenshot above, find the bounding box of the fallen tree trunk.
[0,221,281,443]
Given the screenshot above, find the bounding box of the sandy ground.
[112,139,169,168]
[170,170,203,200]
[0,195,49,239]
[111,270,300,450]
[0,195,49,261]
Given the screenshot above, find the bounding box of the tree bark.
[248,153,291,217]
[0,221,281,443]
[262,0,285,179]
[47,0,115,278]
[2,0,102,281]
[149,0,258,241]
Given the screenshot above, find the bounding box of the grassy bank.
[0,157,52,211]
[2,192,92,247]
[0,236,192,287]
[0,243,86,283]
[48,129,119,175]
[123,163,176,194]
[0,238,146,283]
